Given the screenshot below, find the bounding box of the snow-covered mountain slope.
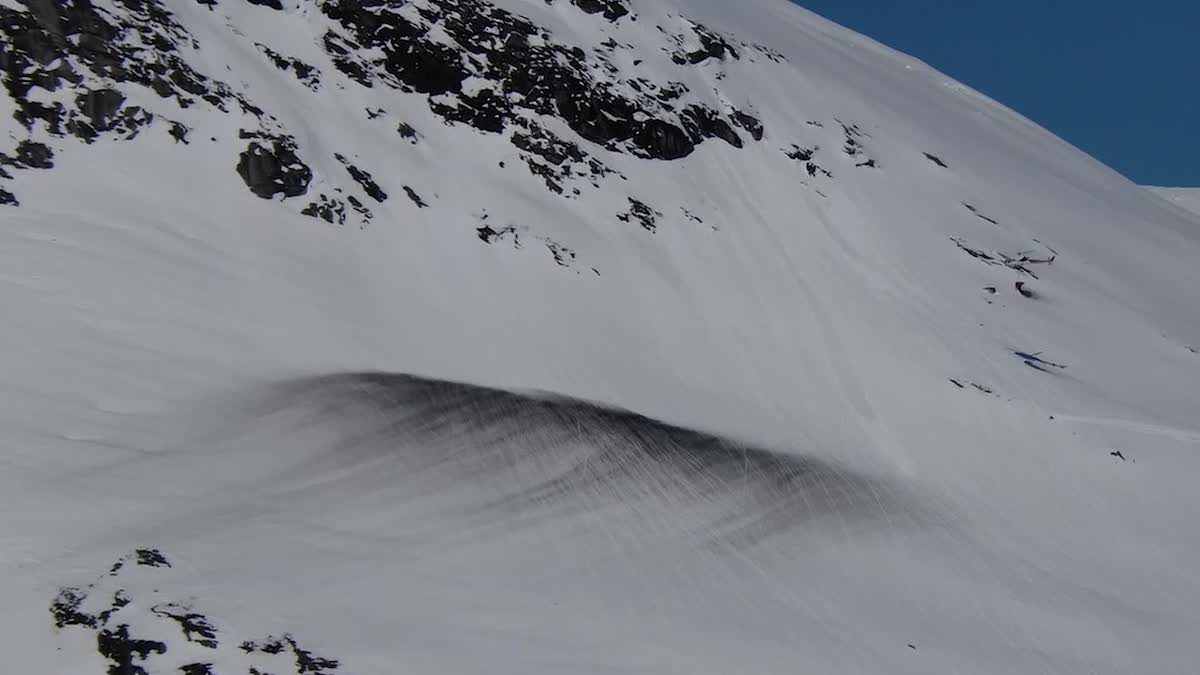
[1148,186,1200,218]
[3,0,1199,672]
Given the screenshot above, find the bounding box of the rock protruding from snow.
[320,0,760,162]
[237,134,312,199]
[50,549,343,675]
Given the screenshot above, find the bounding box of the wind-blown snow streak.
[236,372,927,549]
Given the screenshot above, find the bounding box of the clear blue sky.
[794,1,1200,187]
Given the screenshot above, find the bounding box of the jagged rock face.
[0,0,243,131]
[0,0,900,281]
[0,0,892,274]
[0,0,781,223]
[0,0,872,261]
[318,0,755,161]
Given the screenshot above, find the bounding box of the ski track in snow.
[1054,415,1200,444]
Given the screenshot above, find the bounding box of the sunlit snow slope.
[3,0,1199,673]
[1149,186,1200,219]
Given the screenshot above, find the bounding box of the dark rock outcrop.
[617,197,662,232]
[681,105,742,148]
[51,549,344,675]
[75,88,125,130]
[257,43,320,90]
[403,186,428,208]
[784,144,814,162]
[923,152,948,168]
[237,137,312,199]
[512,121,615,195]
[566,0,630,21]
[397,122,420,143]
[732,109,764,141]
[302,194,346,224]
[14,140,55,168]
[335,154,387,202]
[319,0,756,163]
[477,224,519,244]
[672,21,740,65]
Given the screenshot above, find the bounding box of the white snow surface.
[2,0,1199,673]
[1148,186,1200,218]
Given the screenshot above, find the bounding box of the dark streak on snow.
[243,372,935,549]
[962,202,999,225]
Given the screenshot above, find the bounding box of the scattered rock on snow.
[302,194,347,224]
[618,197,662,232]
[256,43,321,90]
[335,153,387,202]
[477,224,520,245]
[962,202,999,225]
[50,549,343,675]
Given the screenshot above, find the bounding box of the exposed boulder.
[15,140,54,168]
[236,137,311,199]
